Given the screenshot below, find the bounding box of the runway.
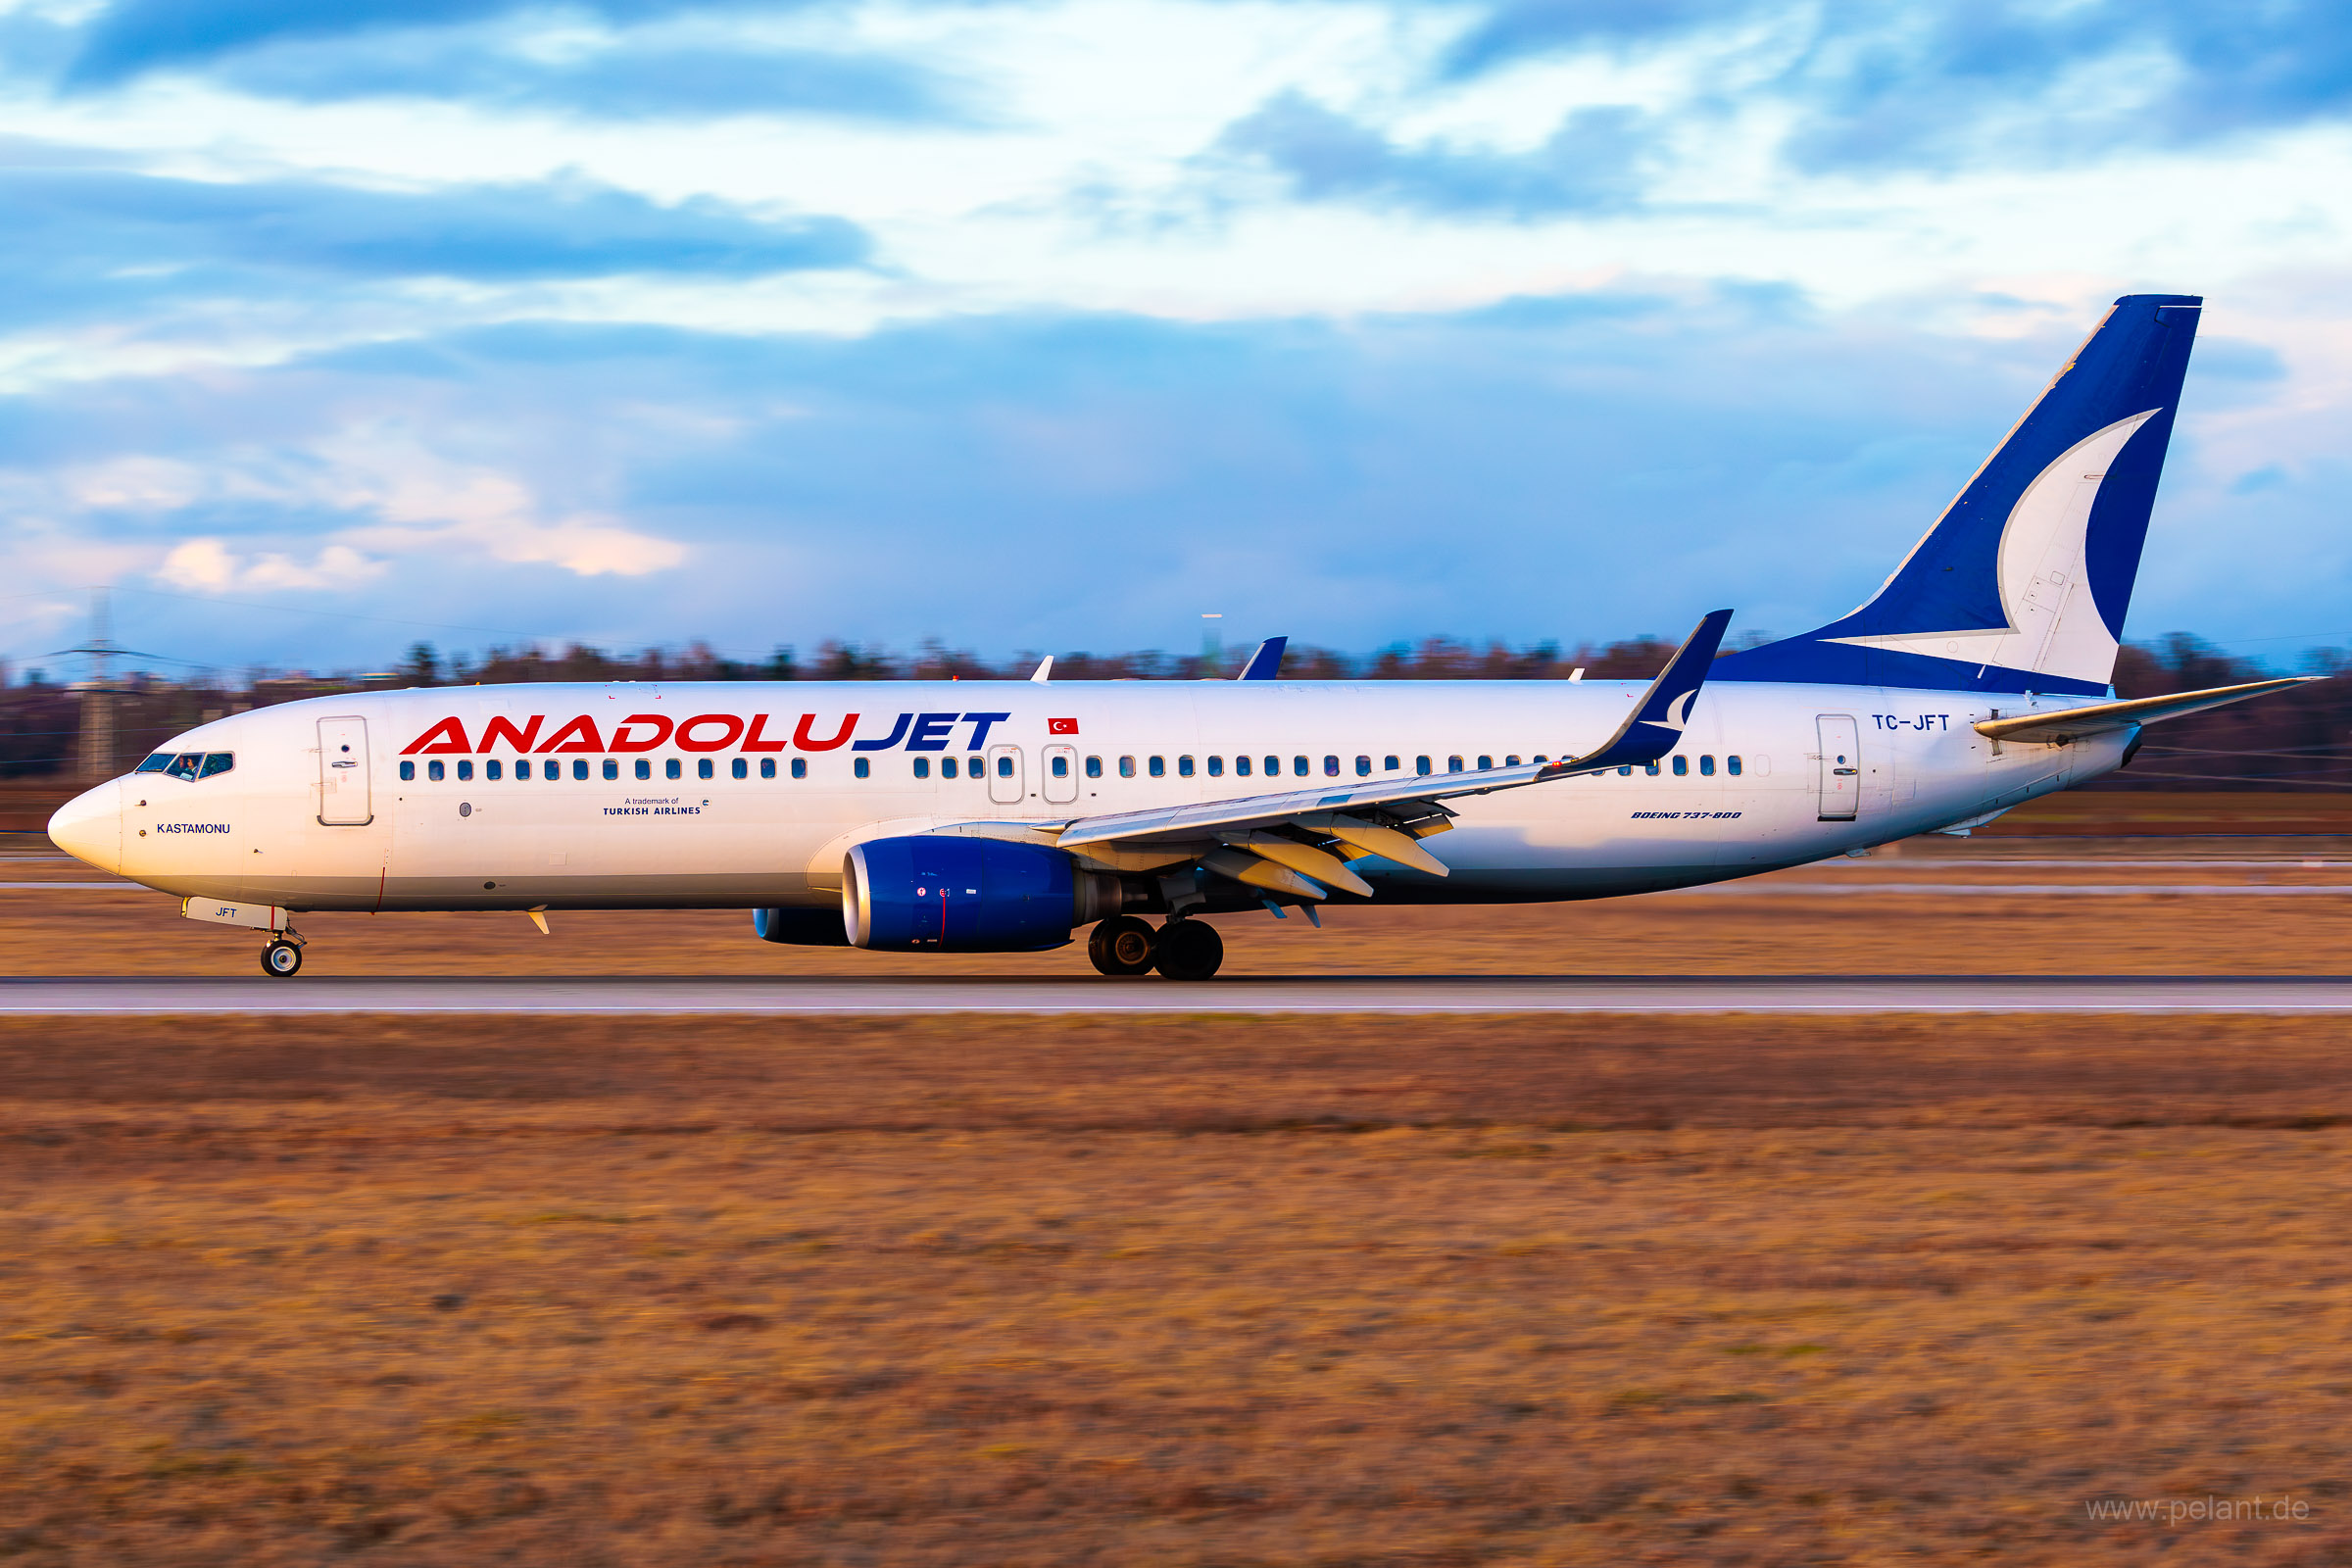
[11,974,2352,1014]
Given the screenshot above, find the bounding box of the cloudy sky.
[2,0,2348,676]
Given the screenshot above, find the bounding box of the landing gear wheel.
[1153,917,1224,981]
[1088,915,1157,977]
[260,940,303,978]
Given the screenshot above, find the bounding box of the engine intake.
[845,836,1119,952]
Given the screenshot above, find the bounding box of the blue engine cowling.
[845,836,1119,952]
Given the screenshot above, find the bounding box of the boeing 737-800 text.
[47,294,2317,978]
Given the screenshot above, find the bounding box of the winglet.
[1237,637,1287,680]
[1538,610,1735,779]
[1030,656,1054,684]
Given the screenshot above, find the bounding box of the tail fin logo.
[1823,409,2159,683]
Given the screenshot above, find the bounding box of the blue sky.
[2,0,2350,675]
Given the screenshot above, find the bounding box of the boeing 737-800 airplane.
[47,293,2317,978]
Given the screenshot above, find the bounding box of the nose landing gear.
[260,936,305,978]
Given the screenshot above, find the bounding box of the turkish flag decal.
[1048,717,1079,735]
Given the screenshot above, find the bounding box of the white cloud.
[157,536,382,591]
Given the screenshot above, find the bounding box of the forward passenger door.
[317,717,372,825]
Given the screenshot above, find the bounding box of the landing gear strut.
[1152,917,1224,981]
[260,938,304,978]
[1088,915,1158,977]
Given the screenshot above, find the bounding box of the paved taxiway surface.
[10,975,2352,1014]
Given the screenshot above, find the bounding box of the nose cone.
[48,780,122,874]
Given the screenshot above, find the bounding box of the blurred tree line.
[1,632,2344,789]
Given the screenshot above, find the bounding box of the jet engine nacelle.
[753,906,851,946]
[844,836,1121,952]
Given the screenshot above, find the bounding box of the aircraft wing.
[1031,610,1734,897]
[1974,676,2320,745]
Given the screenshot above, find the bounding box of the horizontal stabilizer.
[1975,676,2320,745]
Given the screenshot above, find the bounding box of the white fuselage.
[58,678,2121,912]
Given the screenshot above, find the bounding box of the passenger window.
[515,759,531,780]
[485,760,503,781]
[1416,756,1432,776]
[1534,755,1546,763]
[1236,756,1252,777]
[1265,756,1279,777]
[1150,757,1165,778]
[428,760,445,782]
[1728,755,1742,776]
[1672,756,1689,776]
[913,757,930,779]
[1120,756,1137,778]
[1178,756,1195,778]
[731,758,748,779]
[791,759,808,779]
[855,758,871,779]
[1617,765,1632,776]
[1446,756,1463,773]
[1206,756,1223,777]
[699,758,713,780]
[1504,756,1520,767]
[457,760,473,782]
[1354,756,1370,777]
[200,753,234,778]
[1699,755,1715,776]
[603,760,619,781]
[760,758,775,779]
[997,756,1013,777]
[1086,756,1102,779]
[167,753,202,780]
[1293,757,1308,777]
[400,760,416,782]
[1384,755,1399,772]
[574,760,590,781]
[665,759,682,780]
[634,759,651,781]
[1476,755,1492,771]
[1643,760,1660,776]
[1052,755,1069,778]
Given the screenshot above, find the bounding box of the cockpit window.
[145,752,232,781]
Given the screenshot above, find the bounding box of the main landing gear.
[1088,915,1224,981]
[260,936,305,978]
[1087,915,1157,977]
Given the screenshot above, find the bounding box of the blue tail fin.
[1714,293,2202,695]
[1237,637,1287,679]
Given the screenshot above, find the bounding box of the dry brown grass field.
[9,815,2352,1563]
[11,830,2352,977]
[4,1013,2351,1565]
